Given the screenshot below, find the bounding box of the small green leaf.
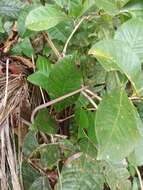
[28,56,53,90]
[34,109,57,134]
[20,37,34,57]
[25,5,68,31]
[95,88,140,161]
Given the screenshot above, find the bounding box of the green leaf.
[17,5,36,37]
[0,17,4,33]
[69,0,83,17]
[22,161,40,190]
[0,0,25,18]
[55,156,104,190]
[23,130,39,157]
[28,56,53,90]
[94,88,140,161]
[34,109,57,134]
[47,56,82,111]
[75,107,95,140]
[115,18,143,61]
[25,5,68,31]
[79,138,97,158]
[40,144,61,169]
[20,37,34,57]
[29,177,52,190]
[89,39,143,95]
[48,21,72,43]
[102,160,130,190]
[94,0,130,14]
[128,112,143,166]
[121,0,143,18]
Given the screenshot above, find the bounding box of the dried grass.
[0,73,28,190]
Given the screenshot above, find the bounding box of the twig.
[0,121,8,190]
[3,59,9,107]
[84,89,102,101]
[64,152,83,166]
[81,91,98,109]
[62,16,88,56]
[43,32,61,59]
[31,86,88,123]
[56,114,75,123]
[5,118,21,190]
[129,96,143,101]
[136,167,143,190]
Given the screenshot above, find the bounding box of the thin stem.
[84,89,102,101]
[56,114,75,123]
[62,16,88,56]
[81,91,98,109]
[31,86,88,123]
[43,32,61,59]
[136,167,143,190]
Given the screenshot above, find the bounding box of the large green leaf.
[94,88,140,161]
[25,5,68,31]
[55,156,104,190]
[47,56,82,111]
[115,18,143,61]
[94,0,130,13]
[89,39,143,95]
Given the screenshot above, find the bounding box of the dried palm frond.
[0,75,28,127]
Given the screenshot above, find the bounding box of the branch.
[31,86,88,123]
[136,167,143,190]
[84,89,102,101]
[81,91,98,109]
[43,32,62,59]
[62,16,88,56]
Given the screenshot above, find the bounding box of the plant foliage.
[1,0,143,189]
